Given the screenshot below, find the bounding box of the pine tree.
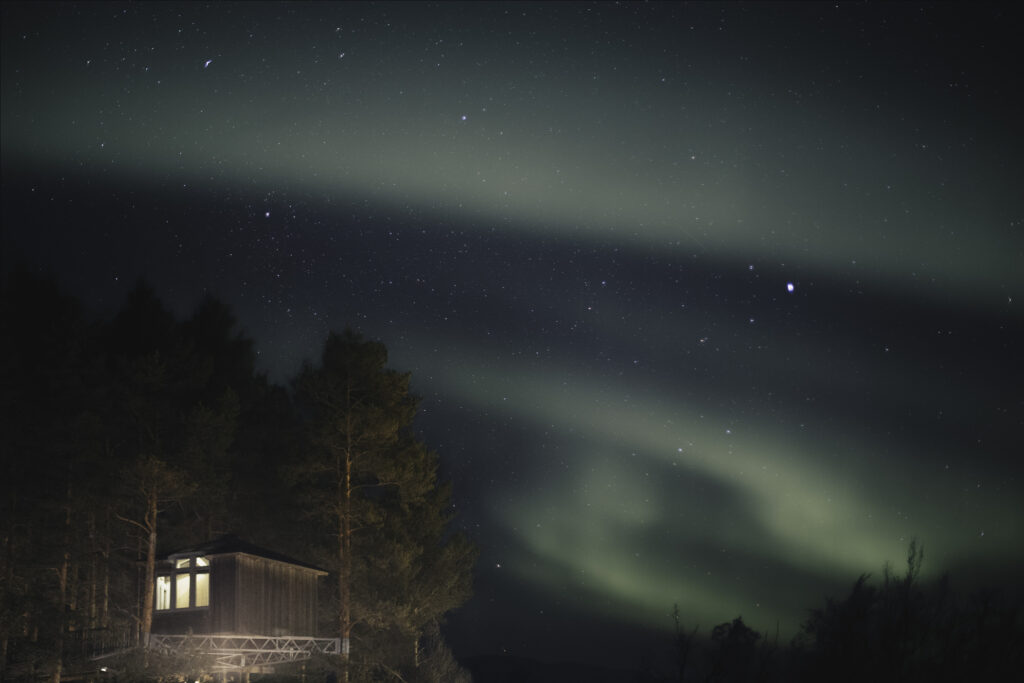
[292,330,474,681]
[1,275,264,677]
[0,271,101,681]
[104,282,237,645]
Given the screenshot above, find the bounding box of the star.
[2,1,1018,668]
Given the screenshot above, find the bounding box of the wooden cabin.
[151,534,327,637]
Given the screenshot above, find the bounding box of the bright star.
[786,282,795,292]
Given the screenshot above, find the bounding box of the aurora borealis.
[3,1,1022,666]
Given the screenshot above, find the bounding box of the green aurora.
[3,1,1021,658]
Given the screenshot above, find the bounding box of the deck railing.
[147,634,342,671]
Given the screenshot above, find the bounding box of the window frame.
[155,555,211,611]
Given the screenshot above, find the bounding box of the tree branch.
[113,513,151,535]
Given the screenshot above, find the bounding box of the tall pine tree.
[292,330,473,682]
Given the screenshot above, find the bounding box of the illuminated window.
[158,556,211,610]
[176,574,191,608]
[195,572,209,607]
[156,576,171,610]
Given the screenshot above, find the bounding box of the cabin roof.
[162,534,326,574]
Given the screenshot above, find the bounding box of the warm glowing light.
[156,575,171,611]
[175,574,190,609]
[195,572,209,607]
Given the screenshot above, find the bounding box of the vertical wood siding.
[210,555,237,633]
[152,553,321,636]
[234,554,318,635]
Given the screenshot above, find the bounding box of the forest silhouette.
[655,540,1022,683]
[1,271,472,682]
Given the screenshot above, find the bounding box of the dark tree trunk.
[52,481,72,683]
[140,492,158,645]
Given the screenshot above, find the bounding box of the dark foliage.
[648,540,1023,683]
[0,274,472,682]
[792,541,1022,683]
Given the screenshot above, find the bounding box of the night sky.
[3,1,1022,667]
